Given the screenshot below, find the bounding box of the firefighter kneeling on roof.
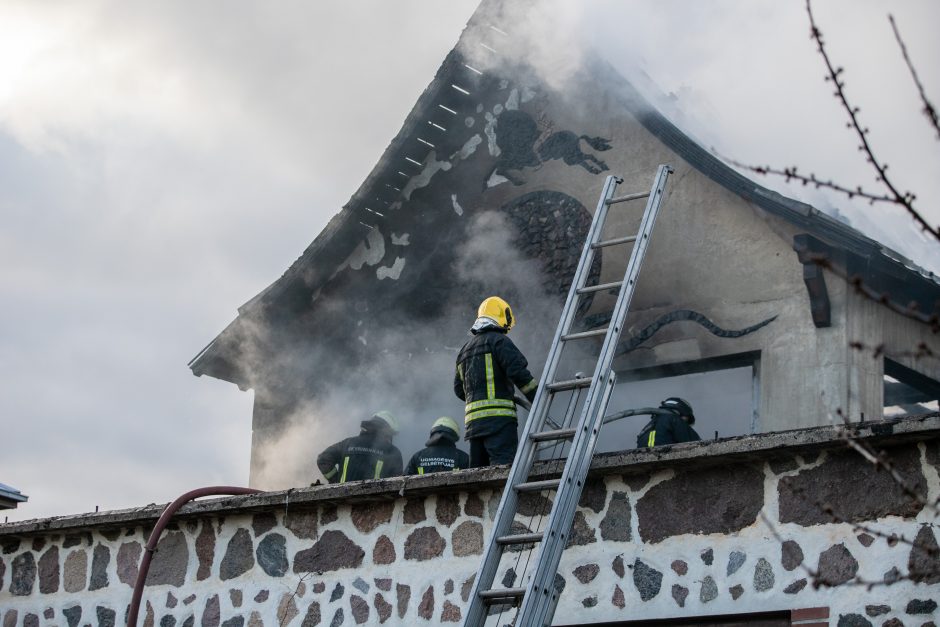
[454,296,538,468]
[636,397,701,447]
[405,417,469,475]
[317,410,403,483]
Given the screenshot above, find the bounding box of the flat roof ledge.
[0,483,28,510]
[2,414,937,537]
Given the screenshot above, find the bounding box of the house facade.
[3,2,938,625]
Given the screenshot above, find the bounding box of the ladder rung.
[592,235,637,249]
[577,281,622,295]
[479,587,526,603]
[547,377,593,392]
[462,166,673,627]
[561,328,607,341]
[605,191,649,205]
[496,532,544,545]
[530,428,576,442]
[515,479,561,492]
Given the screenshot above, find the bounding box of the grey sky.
[2,0,937,522]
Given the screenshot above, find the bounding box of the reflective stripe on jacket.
[636,411,701,448]
[454,329,537,439]
[317,434,403,483]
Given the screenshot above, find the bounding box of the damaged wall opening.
[562,609,794,627]
[595,352,759,453]
[884,357,940,417]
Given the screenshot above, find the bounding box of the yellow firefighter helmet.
[477,296,515,330]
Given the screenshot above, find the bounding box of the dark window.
[597,352,759,453]
[560,610,791,627]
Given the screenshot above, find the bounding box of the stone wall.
[2,418,939,627]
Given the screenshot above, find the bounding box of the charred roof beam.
[793,233,833,328]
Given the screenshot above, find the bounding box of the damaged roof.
[189,1,940,388]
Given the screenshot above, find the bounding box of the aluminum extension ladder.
[462,165,674,627]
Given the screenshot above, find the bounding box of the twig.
[849,340,939,363]
[801,252,940,332]
[784,474,933,550]
[759,509,821,580]
[761,502,932,591]
[834,409,936,510]
[805,0,939,241]
[776,466,938,591]
[279,572,313,627]
[720,157,896,205]
[842,437,926,505]
[848,273,940,332]
[889,14,940,140]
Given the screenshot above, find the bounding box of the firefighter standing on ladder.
[454,296,538,467]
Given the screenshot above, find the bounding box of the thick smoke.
[462,0,940,273]
[458,0,585,94]
[250,211,571,490]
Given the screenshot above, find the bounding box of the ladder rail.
[517,164,673,624]
[521,370,618,622]
[461,174,622,627]
[462,166,673,627]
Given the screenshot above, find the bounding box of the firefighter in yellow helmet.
[405,417,470,475]
[317,410,403,483]
[453,297,538,467]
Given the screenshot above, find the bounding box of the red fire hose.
[127,486,262,627]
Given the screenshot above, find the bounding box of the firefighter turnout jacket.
[454,328,538,439]
[636,411,701,448]
[317,433,403,483]
[405,441,470,475]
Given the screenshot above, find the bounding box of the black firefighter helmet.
[660,397,695,424]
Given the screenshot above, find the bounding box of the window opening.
[596,353,758,453]
[560,609,793,627]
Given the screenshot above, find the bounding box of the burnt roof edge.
[188,33,477,380]
[3,413,937,537]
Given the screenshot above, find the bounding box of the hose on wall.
[127,486,262,627]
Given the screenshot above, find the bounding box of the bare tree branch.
[279,572,313,627]
[889,14,940,141]
[802,252,940,332]
[805,0,940,241]
[847,271,940,332]
[721,3,940,241]
[834,409,937,510]
[741,3,940,596]
[718,157,897,205]
[849,340,939,364]
[763,482,937,591]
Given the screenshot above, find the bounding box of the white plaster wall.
[474,75,872,434]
